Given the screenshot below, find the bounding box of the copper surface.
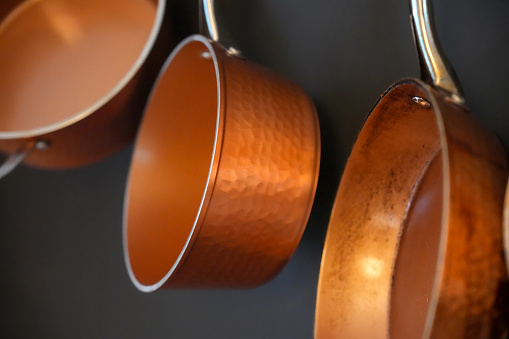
[505,181,509,277]
[315,80,508,338]
[124,35,320,290]
[0,0,175,168]
[391,150,443,339]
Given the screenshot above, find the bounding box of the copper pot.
[0,0,174,175]
[504,182,509,276]
[315,0,508,338]
[123,0,320,290]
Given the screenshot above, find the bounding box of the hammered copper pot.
[0,0,174,172]
[123,2,320,290]
[315,0,509,338]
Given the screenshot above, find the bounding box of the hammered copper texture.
[166,43,320,288]
[125,37,320,289]
[0,0,174,169]
[315,80,509,338]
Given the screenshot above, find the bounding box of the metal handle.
[410,0,464,104]
[199,0,241,56]
[0,140,48,179]
[201,0,219,41]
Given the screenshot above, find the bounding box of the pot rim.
[123,35,223,292]
[0,0,166,139]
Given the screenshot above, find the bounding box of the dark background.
[1,0,509,338]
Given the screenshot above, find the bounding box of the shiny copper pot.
[123,3,320,290]
[0,0,174,173]
[315,0,508,338]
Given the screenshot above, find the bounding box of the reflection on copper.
[360,256,384,278]
[0,0,156,132]
[40,1,83,44]
[124,36,320,290]
[315,81,509,339]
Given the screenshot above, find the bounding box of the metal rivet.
[226,47,241,56]
[35,140,50,150]
[411,96,431,109]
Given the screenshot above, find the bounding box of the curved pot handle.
[199,0,241,56]
[201,0,219,42]
[410,0,464,104]
[0,140,49,179]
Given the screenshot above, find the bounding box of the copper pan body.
[0,0,174,168]
[504,181,509,277]
[123,35,320,290]
[315,79,508,338]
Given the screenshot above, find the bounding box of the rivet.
[226,47,242,56]
[35,140,50,150]
[411,96,431,109]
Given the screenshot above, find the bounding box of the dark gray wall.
[1,0,509,338]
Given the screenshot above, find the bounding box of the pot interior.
[125,38,220,288]
[390,149,443,338]
[315,82,444,338]
[0,0,157,133]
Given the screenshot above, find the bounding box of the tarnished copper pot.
[123,4,320,290]
[0,0,174,172]
[504,181,509,276]
[315,0,508,338]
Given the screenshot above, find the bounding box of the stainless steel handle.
[0,140,48,179]
[202,0,219,42]
[199,0,241,56]
[410,0,464,104]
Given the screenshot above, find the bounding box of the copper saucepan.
[0,0,174,176]
[123,0,320,290]
[315,0,508,337]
